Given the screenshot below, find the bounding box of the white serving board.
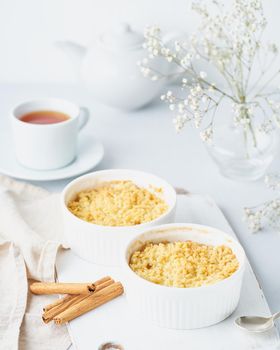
[56,193,279,350]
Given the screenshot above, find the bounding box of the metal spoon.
[235,312,280,333]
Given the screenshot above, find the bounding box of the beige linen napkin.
[0,175,71,350]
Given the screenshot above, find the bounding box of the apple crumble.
[67,180,168,226]
[129,240,239,288]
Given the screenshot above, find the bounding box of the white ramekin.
[61,169,177,266]
[123,223,245,329]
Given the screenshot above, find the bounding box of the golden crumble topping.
[129,240,239,288]
[67,180,168,226]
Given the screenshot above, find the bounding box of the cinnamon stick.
[30,282,94,295]
[93,276,112,288]
[43,294,89,323]
[43,294,74,312]
[42,277,115,323]
[94,278,115,292]
[54,282,124,325]
[31,276,112,295]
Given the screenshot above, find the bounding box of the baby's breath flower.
[245,173,280,233]
[267,43,278,54]
[200,126,213,144]
[199,71,207,79]
[258,120,273,134]
[173,114,188,132]
[174,41,181,52]
[140,0,280,144]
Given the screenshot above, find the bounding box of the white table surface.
[1,82,280,314]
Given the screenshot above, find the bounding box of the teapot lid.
[99,23,143,51]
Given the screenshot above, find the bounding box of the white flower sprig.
[139,0,280,145]
[244,174,280,233]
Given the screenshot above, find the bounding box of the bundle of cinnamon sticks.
[30,276,123,325]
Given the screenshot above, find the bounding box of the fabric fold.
[0,242,27,350]
[0,176,71,350]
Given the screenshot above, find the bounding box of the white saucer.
[0,132,104,181]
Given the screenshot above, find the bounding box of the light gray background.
[1,0,280,83]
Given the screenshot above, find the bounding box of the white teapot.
[56,23,175,110]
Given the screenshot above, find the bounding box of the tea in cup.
[20,110,70,125]
[11,98,89,170]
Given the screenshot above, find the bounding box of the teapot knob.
[100,23,143,50]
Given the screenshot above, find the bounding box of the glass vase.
[207,122,278,182]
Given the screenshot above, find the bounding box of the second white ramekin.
[123,223,245,329]
[61,169,176,266]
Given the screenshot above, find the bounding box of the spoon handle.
[272,311,280,321]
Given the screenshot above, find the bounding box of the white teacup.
[11,98,89,170]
